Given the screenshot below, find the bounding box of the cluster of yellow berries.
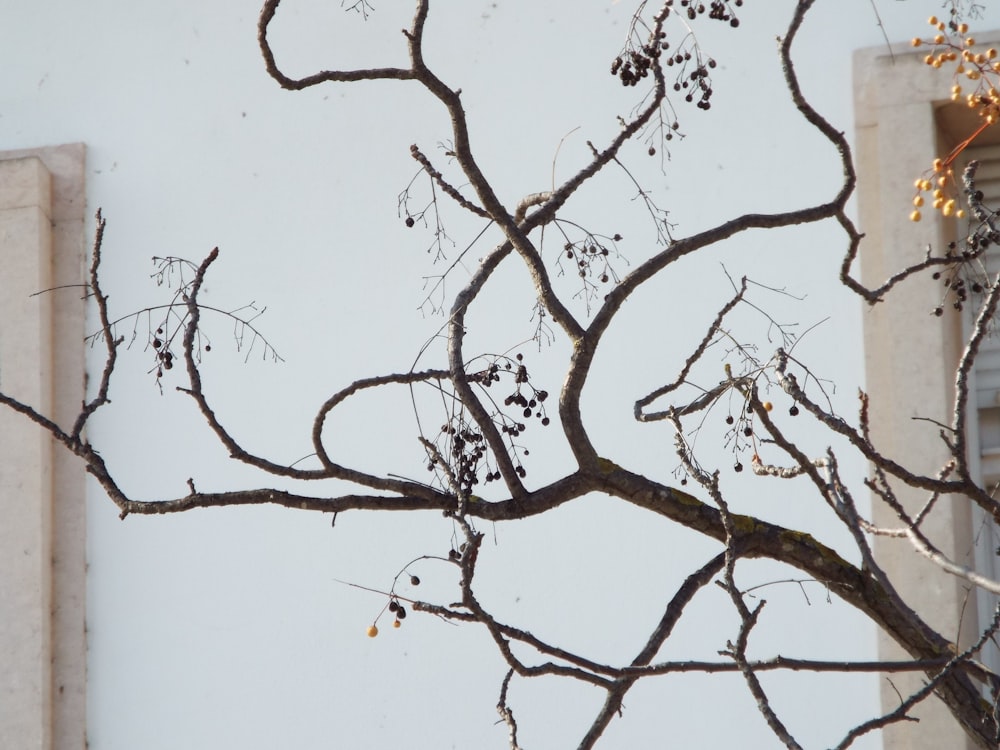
[909,16,1000,222]
[910,161,966,222]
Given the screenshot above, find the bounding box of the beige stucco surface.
[0,144,86,750]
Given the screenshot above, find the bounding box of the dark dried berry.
[725,415,735,425]
[389,600,399,612]
[743,426,752,437]
[734,462,744,473]
[789,405,800,417]
[410,575,420,586]
[152,338,162,349]
[405,216,415,228]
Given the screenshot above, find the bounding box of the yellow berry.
[933,197,944,209]
[943,199,956,216]
[912,37,923,48]
[366,624,379,638]
[934,34,945,45]
[956,209,966,219]
[393,620,401,629]
[910,210,922,222]
[913,195,925,207]
[967,37,976,47]
[762,401,773,412]
[959,23,969,34]
[933,158,944,172]
[989,48,998,60]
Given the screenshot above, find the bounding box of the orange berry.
[910,210,922,222]
[366,624,379,638]
[762,401,773,412]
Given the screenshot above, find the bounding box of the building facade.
[856,34,1000,750]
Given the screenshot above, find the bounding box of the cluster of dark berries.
[668,0,741,24]
[387,598,407,624]
[670,58,716,110]
[430,422,488,496]
[149,326,189,379]
[565,240,611,283]
[930,237,993,317]
[563,233,621,284]
[501,353,550,424]
[150,327,174,378]
[149,325,211,380]
[448,543,467,561]
[721,396,797,472]
[427,354,552,492]
[932,270,986,316]
[611,44,661,87]
[366,573,421,637]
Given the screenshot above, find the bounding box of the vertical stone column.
[0,144,86,750]
[854,40,992,750]
[0,155,56,750]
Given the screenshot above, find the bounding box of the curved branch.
[257,0,417,89]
